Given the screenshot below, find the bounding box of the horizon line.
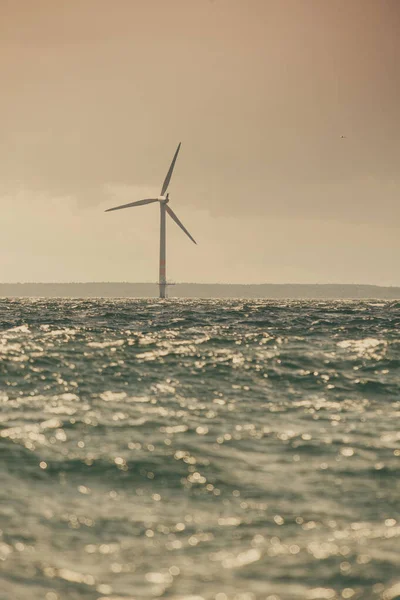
[0,282,399,288]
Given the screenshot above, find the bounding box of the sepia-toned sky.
[1,0,399,284]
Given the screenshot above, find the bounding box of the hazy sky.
[1,0,399,284]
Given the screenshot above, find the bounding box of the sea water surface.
[0,299,399,600]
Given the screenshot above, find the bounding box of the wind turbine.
[105,143,197,298]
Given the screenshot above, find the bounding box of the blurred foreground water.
[0,299,399,600]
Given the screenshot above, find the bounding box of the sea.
[0,298,399,600]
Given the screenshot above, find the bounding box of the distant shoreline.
[0,283,399,299]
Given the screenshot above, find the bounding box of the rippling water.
[0,299,399,600]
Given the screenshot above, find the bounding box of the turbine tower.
[105,143,196,298]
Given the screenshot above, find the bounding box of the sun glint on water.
[0,299,399,600]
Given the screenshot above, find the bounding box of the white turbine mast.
[105,143,197,298]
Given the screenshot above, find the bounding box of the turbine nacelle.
[158,194,169,204]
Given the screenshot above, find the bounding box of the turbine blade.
[166,205,197,244]
[161,143,181,196]
[105,198,159,212]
